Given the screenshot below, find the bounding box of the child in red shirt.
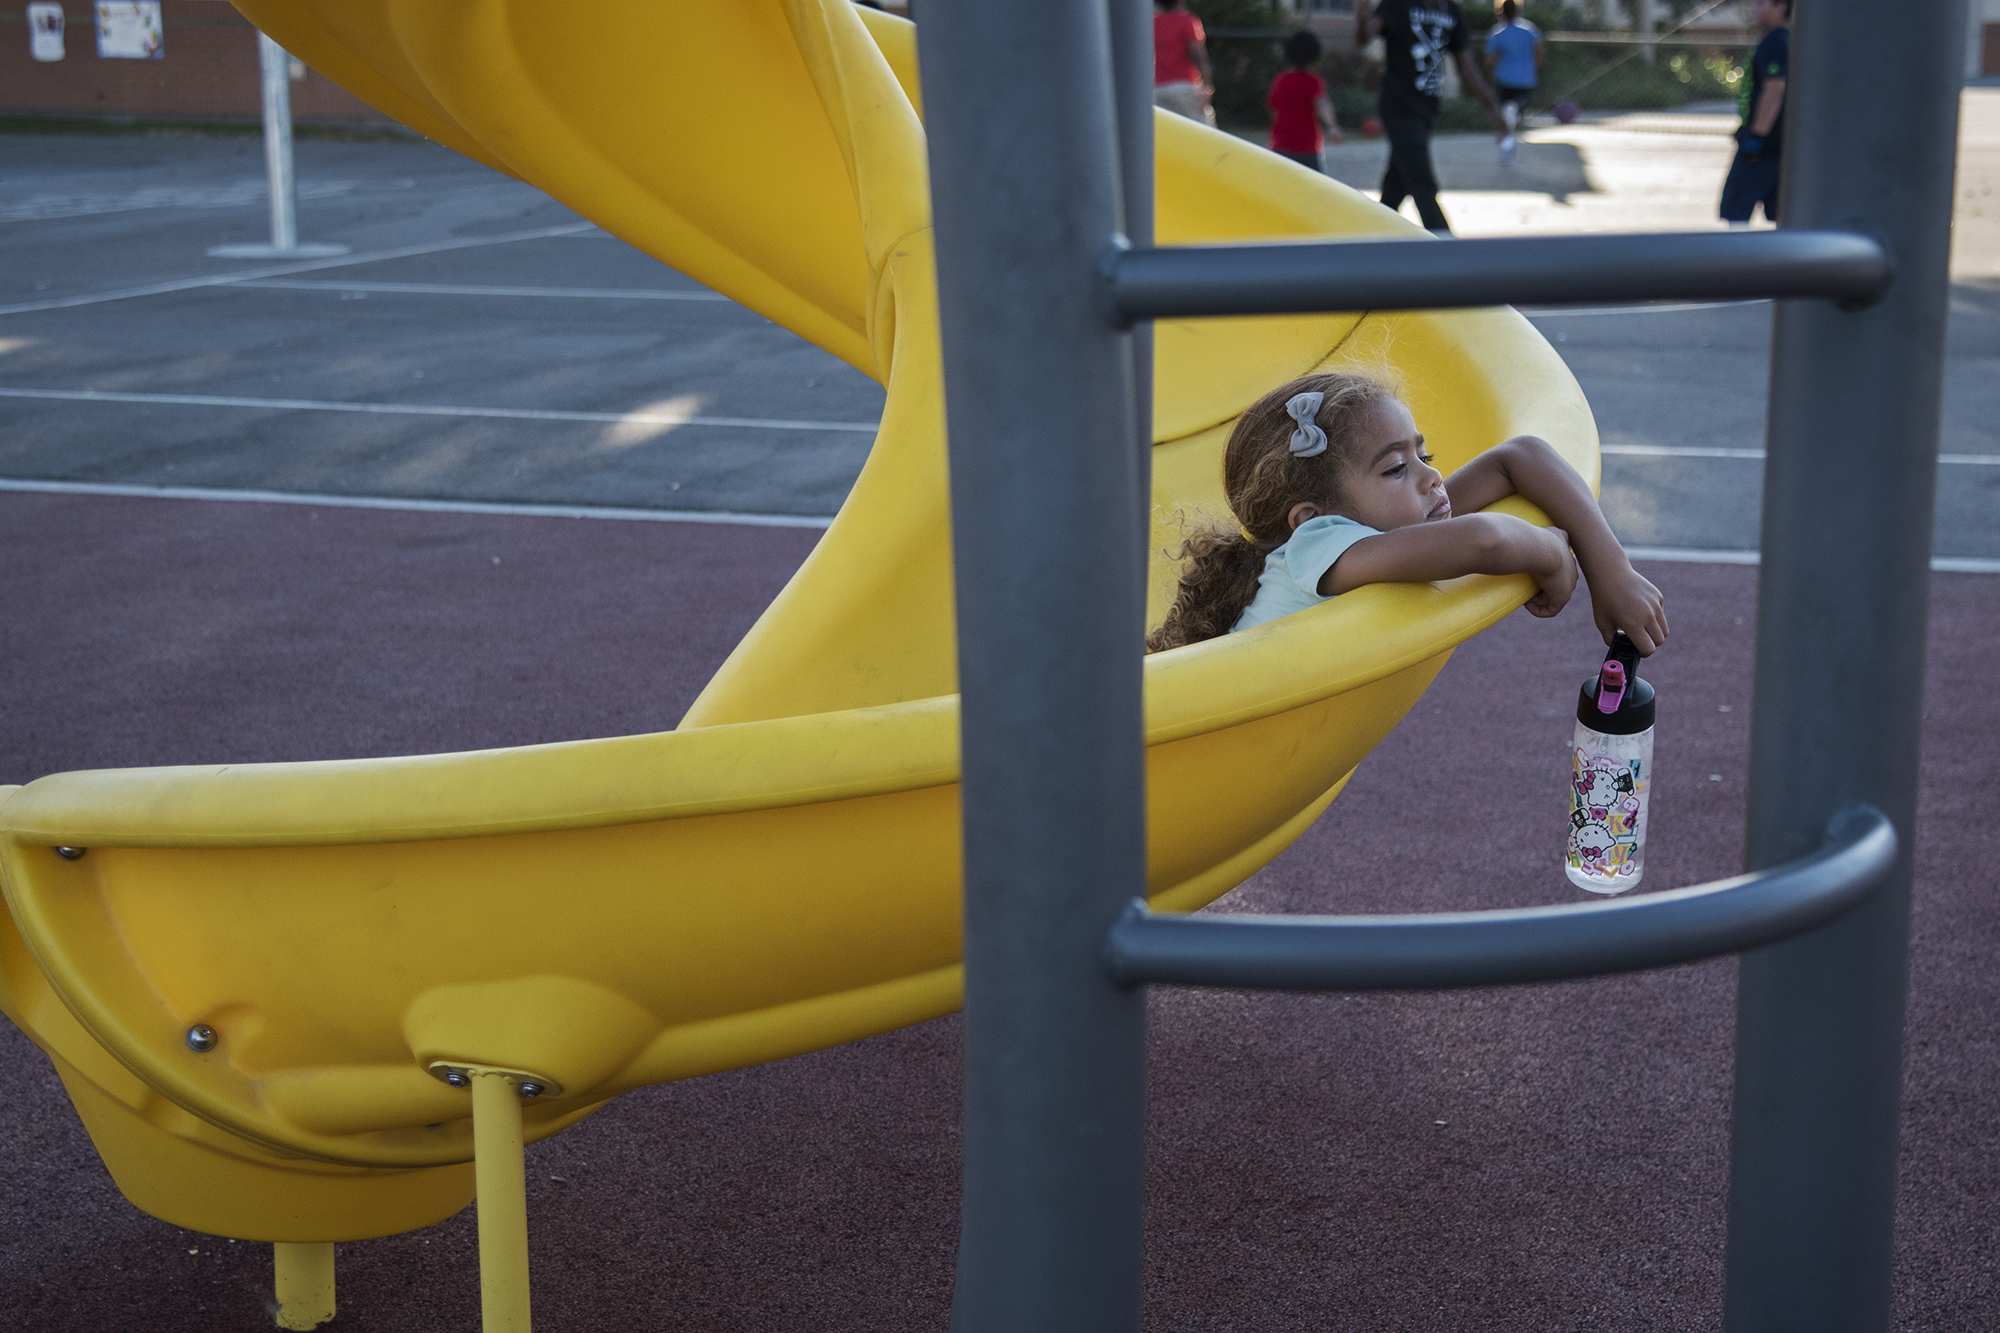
[1267,30,1342,170]
[1153,0,1215,125]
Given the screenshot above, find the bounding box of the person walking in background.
[1267,29,1343,171]
[1357,0,1505,233]
[1720,0,1790,226]
[1154,0,1215,126]
[1484,0,1542,164]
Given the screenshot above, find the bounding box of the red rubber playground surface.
[1,490,1995,1331]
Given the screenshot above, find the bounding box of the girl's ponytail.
[1145,529,1269,652]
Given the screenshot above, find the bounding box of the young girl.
[1147,371,1668,654]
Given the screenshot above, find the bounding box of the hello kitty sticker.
[1568,751,1645,882]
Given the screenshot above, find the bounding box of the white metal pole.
[211,36,344,258]
[259,33,298,252]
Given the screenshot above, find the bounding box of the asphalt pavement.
[2,94,1997,556]
[0,135,883,519]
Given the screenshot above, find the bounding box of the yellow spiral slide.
[0,0,1596,1321]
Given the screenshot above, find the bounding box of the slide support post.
[1725,0,1966,1328]
[916,3,1150,1332]
[271,1241,335,1330]
[471,1072,533,1333]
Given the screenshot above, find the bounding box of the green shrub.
[1187,0,1290,128]
[1329,85,1379,131]
[1537,40,1748,111]
[1436,97,1499,131]
[1523,2,1597,33]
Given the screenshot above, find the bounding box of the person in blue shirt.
[1720,0,1791,225]
[1483,0,1542,163]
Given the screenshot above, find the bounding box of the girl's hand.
[1523,525,1577,618]
[1585,561,1669,654]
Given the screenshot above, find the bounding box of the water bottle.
[1566,631,1654,894]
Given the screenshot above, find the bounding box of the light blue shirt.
[1484,19,1541,89]
[1230,514,1383,634]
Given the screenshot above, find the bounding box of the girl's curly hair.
[1146,371,1396,653]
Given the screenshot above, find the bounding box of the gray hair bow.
[1286,391,1327,457]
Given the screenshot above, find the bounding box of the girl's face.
[1334,397,1450,532]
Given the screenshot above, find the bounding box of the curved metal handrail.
[1105,805,1895,991]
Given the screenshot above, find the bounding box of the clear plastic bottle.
[1566,632,1654,894]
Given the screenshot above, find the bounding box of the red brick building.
[2,0,394,125]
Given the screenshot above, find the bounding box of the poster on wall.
[28,3,66,61]
[96,0,163,59]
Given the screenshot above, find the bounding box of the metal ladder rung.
[1109,228,1892,320]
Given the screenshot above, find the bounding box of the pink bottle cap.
[1597,660,1627,714]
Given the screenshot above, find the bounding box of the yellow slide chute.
[0,0,1594,1253]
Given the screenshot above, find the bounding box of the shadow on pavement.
[1320,135,1598,203]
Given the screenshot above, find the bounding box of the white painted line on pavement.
[0,386,880,434]
[0,179,382,224]
[1522,300,1769,316]
[1626,545,2000,574]
[0,478,834,528]
[1605,443,1998,466]
[6,483,1988,567]
[1622,545,1761,565]
[2,386,1980,461]
[0,221,600,318]
[1604,444,1765,460]
[230,280,731,302]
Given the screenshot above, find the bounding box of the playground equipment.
[1,2,1604,1328]
[925,2,1958,1332]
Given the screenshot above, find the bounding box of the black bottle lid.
[1576,631,1655,735]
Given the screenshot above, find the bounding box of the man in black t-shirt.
[1357,0,1503,233]
[1720,0,1791,225]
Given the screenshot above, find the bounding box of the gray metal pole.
[210,36,344,258]
[1108,0,1154,497]
[914,4,1149,1332]
[1725,0,1966,1327]
[258,34,298,253]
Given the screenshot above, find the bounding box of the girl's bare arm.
[1321,512,1577,616]
[1446,436,1669,652]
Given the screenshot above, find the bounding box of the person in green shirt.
[1720,0,1791,225]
